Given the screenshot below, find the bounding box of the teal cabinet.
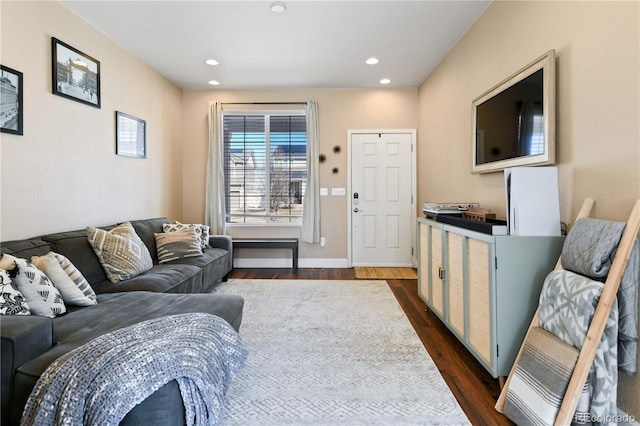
[417,218,563,377]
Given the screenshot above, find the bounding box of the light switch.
[320,188,328,196]
[332,188,346,196]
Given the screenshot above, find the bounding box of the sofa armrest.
[209,235,233,271]
[1,316,54,425]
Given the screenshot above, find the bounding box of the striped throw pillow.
[155,228,204,264]
[52,253,97,303]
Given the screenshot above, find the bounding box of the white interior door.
[350,131,415,266]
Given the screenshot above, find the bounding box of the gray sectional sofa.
[0,217,242,425]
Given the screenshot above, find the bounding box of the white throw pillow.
[0,268,30,315]
[53,252,97,303]
[0,254,66,318]
[31,252,97,306]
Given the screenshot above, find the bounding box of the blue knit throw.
[21,313,247,426]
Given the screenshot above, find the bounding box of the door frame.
[347,129,417,268]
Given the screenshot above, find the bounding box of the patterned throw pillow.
[53,252,97,303]
[31,252,97,306]
[155,228,204,264]
[163,221,210,249]
[87,222,153,284]
[0,268,30,315]
[0,254,66,318]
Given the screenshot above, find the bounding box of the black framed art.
[52,37,101,108]
[0,65,24,135]
[116,111,146,158]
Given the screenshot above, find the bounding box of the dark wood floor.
[228,267,514,425]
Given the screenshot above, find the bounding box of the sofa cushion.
[169,248,230,290]
[0,238,51,259]
[154,228,203,264]
[89,264,203,294]
[129,218,169,262]
[42,230,108,285]
[87,222,153,284]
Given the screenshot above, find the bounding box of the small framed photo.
[52,37,100,108]
[0,65,24,135]
[116,111,146,158]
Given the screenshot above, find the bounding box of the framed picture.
[116,111,146,158]
[52,37,100,108]
[0,65,24,135]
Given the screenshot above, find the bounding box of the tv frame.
[471,50,556,174]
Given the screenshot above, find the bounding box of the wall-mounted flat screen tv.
[472,50,556,174]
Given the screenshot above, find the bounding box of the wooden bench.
[232,238,299,270]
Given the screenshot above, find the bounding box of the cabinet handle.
[438,267,446,280]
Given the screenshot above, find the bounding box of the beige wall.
[417,0,639,417]
[418,0,639,223]
[182,88,418,264]
[0,1,184,241]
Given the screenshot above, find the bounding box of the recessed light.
[379,78,391,85]
[205,59,219,66]
[208,80,220,86]
[270,2,286,13]
[366,57,379,65]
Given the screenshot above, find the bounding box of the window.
[223,112,307,224]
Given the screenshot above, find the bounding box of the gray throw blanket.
[21,313,247,426]
[539,270,618,425]
[561,217,639,375]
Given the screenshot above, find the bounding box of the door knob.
[353,208,360,213]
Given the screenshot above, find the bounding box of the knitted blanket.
[539,270,618,425]
[21,313,247,426]
[560,217,639,375]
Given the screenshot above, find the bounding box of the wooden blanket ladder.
[495,197,640,425]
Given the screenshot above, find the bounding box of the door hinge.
[495,257,498,269]
[497,344,499,357]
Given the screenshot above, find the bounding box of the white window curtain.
[301,100,320,243]
[206,100,320,241]
[205,101,226,234]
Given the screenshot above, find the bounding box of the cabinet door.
[446,232,464,337]
[466,238,493,366]
[430,226,444,316]
[418,222,430,305]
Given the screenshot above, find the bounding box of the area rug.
[354,267,418,280]
[215,279,470,425]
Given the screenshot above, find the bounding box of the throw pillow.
[31,252,97,306]
[155,228,204,264]
[163,221,210,249]
[53,252,97,303]
[0,254,66,318]
[0,268,30,315]
[87,222,153,284]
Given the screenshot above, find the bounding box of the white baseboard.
[233,257,350,269]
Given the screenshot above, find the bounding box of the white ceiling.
[60,1,491,90]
